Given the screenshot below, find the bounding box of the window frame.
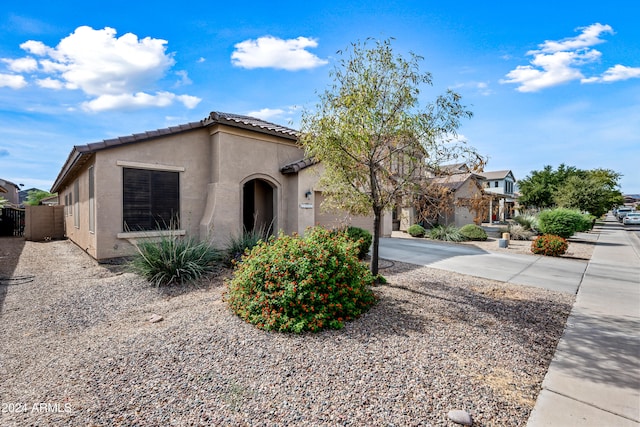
[122,167,181,232]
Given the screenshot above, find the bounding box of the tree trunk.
[371,206,382,278]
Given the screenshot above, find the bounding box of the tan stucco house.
[51,111,390,261]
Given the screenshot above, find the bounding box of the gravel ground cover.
[1,238,574,426]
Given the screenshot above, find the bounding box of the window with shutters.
[122,168,180,231]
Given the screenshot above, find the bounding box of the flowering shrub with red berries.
[531,234,568,257]
[225,227,377,333]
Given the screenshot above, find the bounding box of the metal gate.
[0,207,25,237]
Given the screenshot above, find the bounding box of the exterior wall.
[59,163,97,256]
[92,129,211,259]
[199,125,305,249]
[300,163,392,237]
[24,205,64,241]
[452,179,480,227]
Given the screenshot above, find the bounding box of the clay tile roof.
[280,158,319,174]
[203,111,298,139]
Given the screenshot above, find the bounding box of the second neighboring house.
[481,170,517,222]
[0,178,21,207]
[51,111,391,261]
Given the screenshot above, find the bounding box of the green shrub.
[576,213,595,232]
[459,224,488,241]
[513,214,539,232]
[223,226,269,265]
[129,234,220,287]
[407,224,426,237]
[507,224,535,241]
[531,234,568,257]
[429,225,465,242]
[538,208,584,238]
[345,226,372,260]
[225,227,377,333]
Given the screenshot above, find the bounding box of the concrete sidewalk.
[527,216,640,426]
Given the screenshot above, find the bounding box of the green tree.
[554,169,623,217]
[0,196,7,208]
[24,190,54,206]
[518,164,579,209]
[300,38,482,276]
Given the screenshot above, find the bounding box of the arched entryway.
[242,178,276,235]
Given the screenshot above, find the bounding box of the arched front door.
[242,178,276,235]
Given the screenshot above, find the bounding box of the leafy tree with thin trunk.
[300,38,483,277]
[24,190,54,206]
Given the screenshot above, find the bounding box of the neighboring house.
[39,194,59,206]
[480,170,517,222]
[0,178,21,207]
[51,111,391,261]
[422,172,486,227]
[19,187,45,206]
[398,166,486,229]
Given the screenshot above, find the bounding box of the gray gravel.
[0,239,573,426]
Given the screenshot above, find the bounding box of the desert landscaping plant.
[505,224,535,241]
[223,226,270,266]
[429,225,465,242]
[513,213,539,232]
[225,227,377,333]
[129,233,220,286]
[407,224,426,237]
[459,224,488,241]
[531,234,568,257]
[537,208,584,238]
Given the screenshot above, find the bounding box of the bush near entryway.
[531,234,568,257]
[225,227,377,333]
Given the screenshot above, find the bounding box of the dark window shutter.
[123,168,179,231]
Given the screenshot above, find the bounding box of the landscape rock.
[448,409,473,425]
[148,314,163,323]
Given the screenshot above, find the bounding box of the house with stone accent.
[51,112,390,260]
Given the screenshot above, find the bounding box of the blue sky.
[1,1,638,193]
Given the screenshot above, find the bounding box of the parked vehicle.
[623,212,640,225]
[616,207,633,221]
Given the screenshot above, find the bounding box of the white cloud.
[36,77,64,89]
[534,23,613,53]
[502,23,639,92]
[0,73,27,89]
[582,64,640,83]
[2,26,200,112]
[174,70,192,86]
[2,56,38,72]
[248,108,286,121]
[81,91,201,112]
[232,36,328,70]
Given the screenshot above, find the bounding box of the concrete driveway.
[378,237,588,294]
